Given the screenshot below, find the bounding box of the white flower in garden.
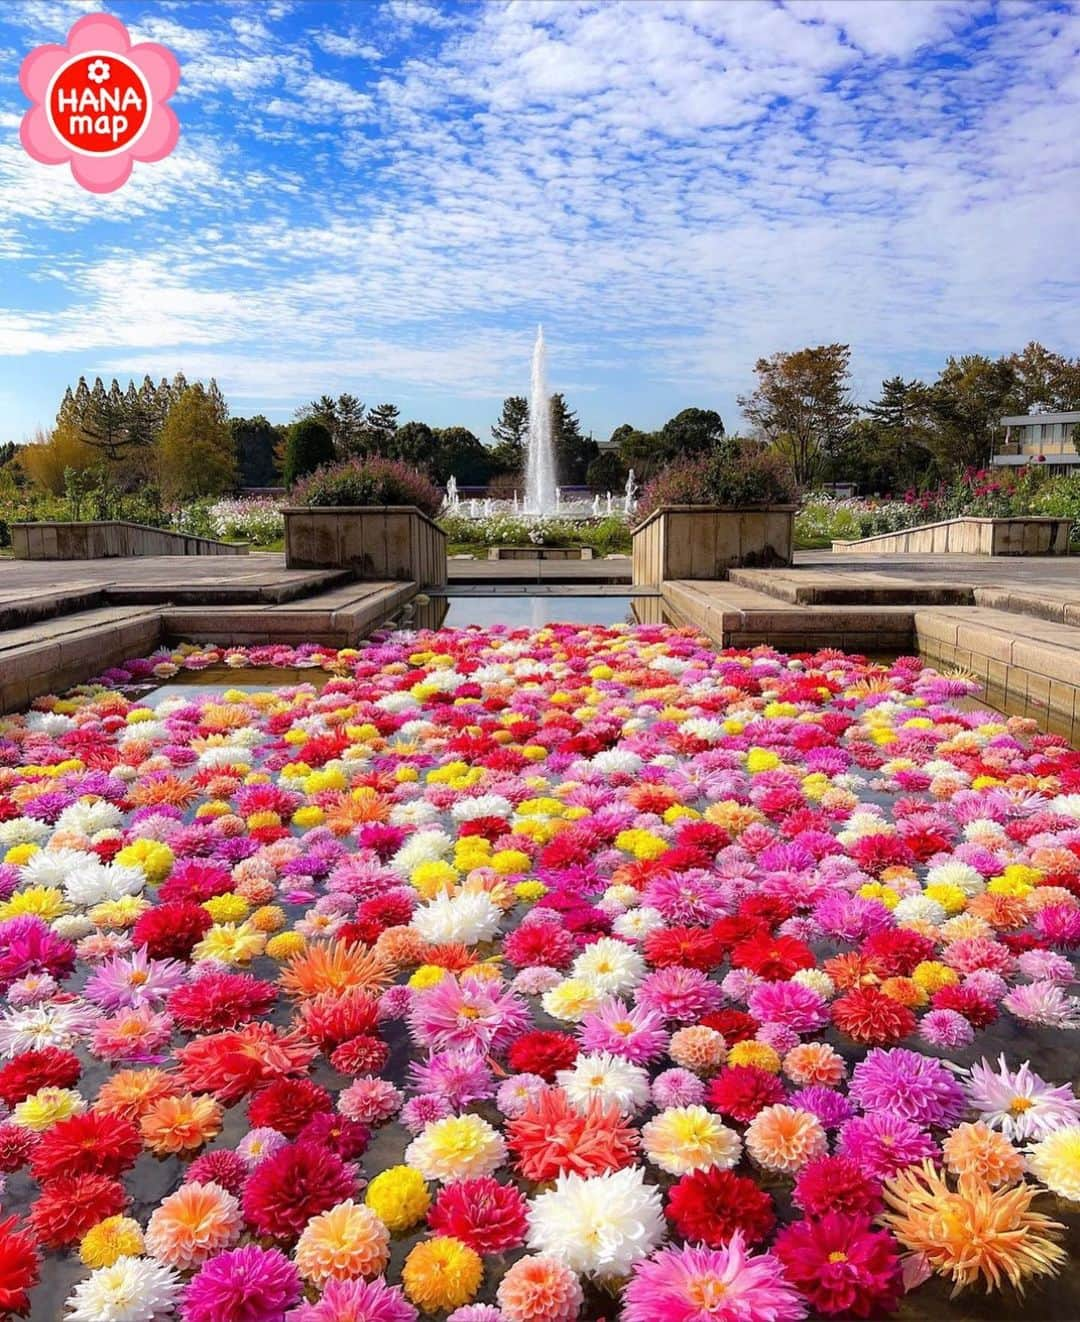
[526,1167,665,1278]
[390,801,440,828]
[411,889,502,946]
[556,1051,651,1115]
[56,800,123,836]
[613,906,666,942]
[591,749,642,776]
[924,861,985,897]
[18,847,92,888]
[452,795,513,822]
[0,818,50,847]
[392,829,454,873]
[65,1256,181,1322]
[572,937,646,996]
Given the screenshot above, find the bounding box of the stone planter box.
[832,516,1072,556]
[487,546,593,560]
[283,506,447,585]
[632,505,796,584]
[11,521,247,560]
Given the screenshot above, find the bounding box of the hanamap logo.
[21,13,180,193]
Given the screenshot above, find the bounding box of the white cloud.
[0,0,1077,440]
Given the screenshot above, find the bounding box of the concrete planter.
[283,506,447,585]
[833,516,1072,556]
[11,521,247,560]
[632,505,796,584]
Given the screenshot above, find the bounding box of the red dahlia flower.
[508,1089,639,1181]
[242,1143,356,1243]
[831,988,916,1046]
[731,932,814,982]
[700,1009,760,1044]
[30,1111,141,1182]
[862,929,936,978]
[168,972,278,1033]
[0,1215,39,1318]
[665,1167,776,1248]
[428,1176,529,1254]
[793,1154,883,1219]
[0,1125,37,1173]
[706,1066,786,1124]
[132,901,212,960]
[506,1031,579,1082]
[29,1174,127,1249]
[0,1048,81,1109]
[930,984,998,1029]
[158,861,233,904]
[248,1078,332,1138]
[175,1024,319,1105]
[297,988,380,1049]
[773,1213,903,1318]
[643,926,725,971]
[330,1034,389,1076]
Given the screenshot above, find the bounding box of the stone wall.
[11,522,248,559]
[283,506,447,585]
[833,516,1071,556]
[632,506,796,584]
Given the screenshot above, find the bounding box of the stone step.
[105,568,352,606]
[0,585,107,631]
[728,568,973,607]
[0,606,164,714]
[973,586,1080,628]
[163,582,415,648]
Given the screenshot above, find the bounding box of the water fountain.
[524,325,557,516]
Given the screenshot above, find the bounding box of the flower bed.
[2,627,1080,1319]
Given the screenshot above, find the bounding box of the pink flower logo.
[20,12,180,194]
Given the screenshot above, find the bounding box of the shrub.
[636,438,797,521]
[283,420,334,488]
[291,456,442,518]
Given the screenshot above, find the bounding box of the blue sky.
[1,0,1077,445]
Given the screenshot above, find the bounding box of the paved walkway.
[447,556,632,583]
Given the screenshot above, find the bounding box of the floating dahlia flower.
[555,1049,651,1115]
[848,1047,966,1128]
[793,1153,883,1219]
[665,1166,776,1248]
[144,1181,242,1270]
[30,1109,141,1182]
[1027,1125,1080,1202]
[0,1214,39,1317]
[577,998,669,1065]
[837,1113,938,1182]
[774,1212,902,1318]
[525,1165,665,1278]
[66,1255,181,1322]
[427,1176,529,1254]
[943,1122,1025,1187]
[745,1103,827,1175]
[286,1277,418,1322]
[966,1055,1080,1141]
[642,1104,742,1175]
[294,1198,390,1284]
[622,1235,806,1322]
[508,1088,638,1180]
[242,1143,356,1243]
[408,975,529,1054]
[881,1160,1066,1296]
[410,890,502,946]
[181,1244,302,1322]
[405,1113,507,1183]
[635,965,723,1024]
[402,1235,483,1314]
[495,1255,583,1322]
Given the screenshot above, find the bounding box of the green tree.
[232,415,285,487]
[916,355,1018,471]
[390,421,438,475]
[551,393,597,484]
[158,384,238,501]
[431,427,493,485]
[283,418,334,488]
[1005,341,1080,412]
[364,403,400,449]
[658,407,724,456]
[490,396,529,473]
[738,344,857,488]
[616,428,667,481]
[586,450,628,493]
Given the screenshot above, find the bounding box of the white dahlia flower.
[526,1166,665,1278]
[571,937,645,996]
[556,1051,651,1115]
[410,890,502,946]
[65,1255,181,1322]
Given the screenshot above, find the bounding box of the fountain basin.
[632,503,797,584]
[283,505,447,585]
